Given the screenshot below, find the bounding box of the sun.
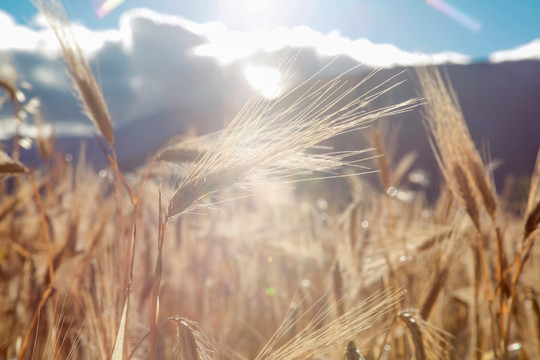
[243,64,282,99]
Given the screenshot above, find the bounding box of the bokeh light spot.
[265,286,277,296]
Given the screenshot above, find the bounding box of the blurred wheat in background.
[0,1,539,360]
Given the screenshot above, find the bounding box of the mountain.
[12,59,540,203]
[322,60,540,200]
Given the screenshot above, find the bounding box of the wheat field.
[0,1,539,360]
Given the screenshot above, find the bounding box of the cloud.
[489,39,540,63]
[0,11,46,52]
[0,6,536,144]
[0,11,120,56]
[192,24,472,67]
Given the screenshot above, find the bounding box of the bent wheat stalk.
[166,65,420,220]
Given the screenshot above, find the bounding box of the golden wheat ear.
[399,310,452,360]
[167,317,214,360]
[255,289,405,360]
[417,66,498,223]
[34,0,115,149]
[0,151,27,174]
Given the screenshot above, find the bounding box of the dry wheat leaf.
[110,298,128,360]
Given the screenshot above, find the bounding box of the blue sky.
[3,0,540,60]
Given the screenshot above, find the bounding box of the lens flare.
[89,0,126,18]
[427,0,482,33]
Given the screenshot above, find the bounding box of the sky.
[3,0,540,60]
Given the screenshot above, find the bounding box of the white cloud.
[489,39,540,63]
[190,21,472,67]
[0,11,120,58]
[0,11,45,52]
